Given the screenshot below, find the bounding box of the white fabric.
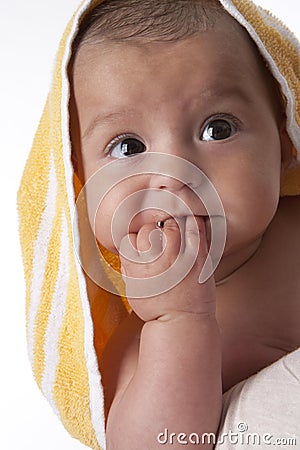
[215,348,300,448]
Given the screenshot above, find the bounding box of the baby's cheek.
[93,210,118,254]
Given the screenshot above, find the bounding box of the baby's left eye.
[201,119,236,142]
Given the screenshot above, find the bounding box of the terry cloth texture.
[17,0,300,449]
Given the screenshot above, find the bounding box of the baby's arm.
[103,217,222,449]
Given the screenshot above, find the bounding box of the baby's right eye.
[109,137,146,158]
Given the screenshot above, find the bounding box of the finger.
[185,215,215,284]
[119,232,139,267]
[185,215,208,257]
[161,217,183,259]
[137,223,163,262]
[136,223,158,251]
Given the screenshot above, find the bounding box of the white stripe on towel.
[60,1,106,448]
[41,212,69,416]
[27,152,58,368]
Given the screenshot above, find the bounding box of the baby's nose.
[148,173,188,191]
[147,154,202,192]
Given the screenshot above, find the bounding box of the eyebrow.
[81,86,253,141]
[201,86,254,110]
[82,111,136,142]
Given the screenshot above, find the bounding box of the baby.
[69,0,300,447]
[19,0,299,448]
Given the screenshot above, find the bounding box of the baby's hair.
[72,0,226,53]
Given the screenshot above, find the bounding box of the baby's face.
[71,16,286,270]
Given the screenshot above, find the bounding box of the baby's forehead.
[73,18,272,85]
[74,12,261,73]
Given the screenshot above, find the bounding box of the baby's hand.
[119,215,216,322]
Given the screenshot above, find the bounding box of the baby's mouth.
[156,214,212,246]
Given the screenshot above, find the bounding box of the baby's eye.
[109,137,146,158]
[201,118,237,142]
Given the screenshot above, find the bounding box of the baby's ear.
[279,114,294,174]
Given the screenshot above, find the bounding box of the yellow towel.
[17,1,300,449]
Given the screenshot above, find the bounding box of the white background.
[1,1,299,449]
